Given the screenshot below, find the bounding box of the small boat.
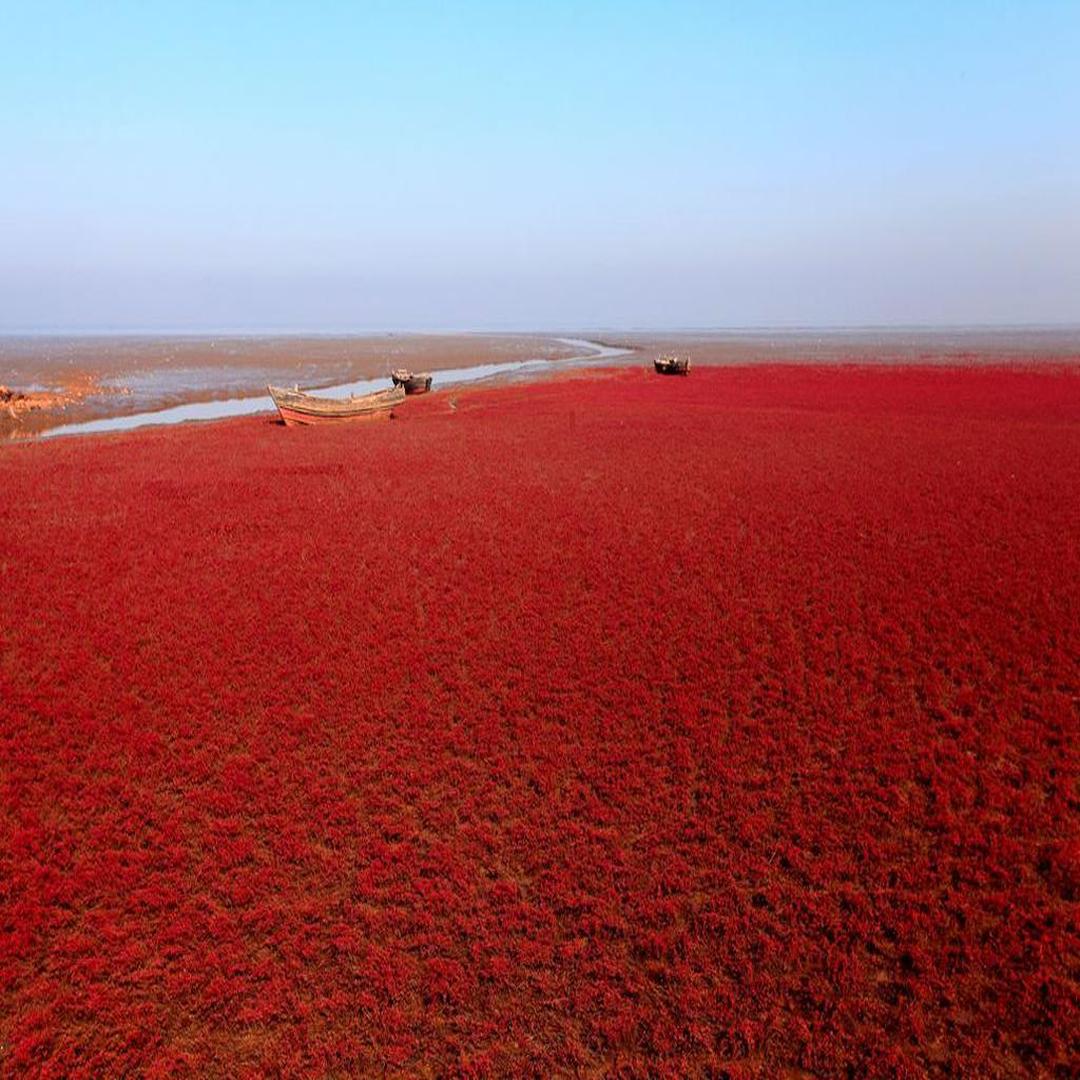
[654,354,691,376]
[391,369,434,395]
[268,384,404,426]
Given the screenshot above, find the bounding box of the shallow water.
[40,338,633,438]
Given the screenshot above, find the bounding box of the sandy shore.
[0,333,583,437]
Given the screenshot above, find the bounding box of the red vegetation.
[2,365,1078,1077]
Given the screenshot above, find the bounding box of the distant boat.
[268,384,404,426]
[654,354,691,376]
[391,369,434,394]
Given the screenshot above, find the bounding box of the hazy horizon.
[3,322,1080,339]
[3,2,1078,332]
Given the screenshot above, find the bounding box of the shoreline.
[4,356,1077,449]
[31,338,636,440]
[0,333,586,438]
[4,326,1080,441]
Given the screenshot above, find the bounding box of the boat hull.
[392,370,433,394]
[274,404,394,426]
[654,356,690,376]
[268,384,404,426]
[403,375,432,395]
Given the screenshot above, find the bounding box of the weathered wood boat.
[654,354,691,376]
[391,369,434,395]
[268,384,404,426]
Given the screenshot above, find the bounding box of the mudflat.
[0,333,580,436]
[596,326,1080,365]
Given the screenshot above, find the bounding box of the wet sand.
[0,334,580,437]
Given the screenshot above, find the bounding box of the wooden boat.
[391,369,433,395]
[654,354,691,376]
[268,384,404,426]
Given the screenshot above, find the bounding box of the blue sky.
[1,1,1077,330]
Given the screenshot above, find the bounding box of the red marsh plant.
[1,363,1078,1077]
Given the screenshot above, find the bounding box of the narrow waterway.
[40,338,634,439]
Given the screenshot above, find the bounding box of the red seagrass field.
[1,365,1078,1077]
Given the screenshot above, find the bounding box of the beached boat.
[268,384,404,426]
[391,369,434,394]
[654,354,691,376]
